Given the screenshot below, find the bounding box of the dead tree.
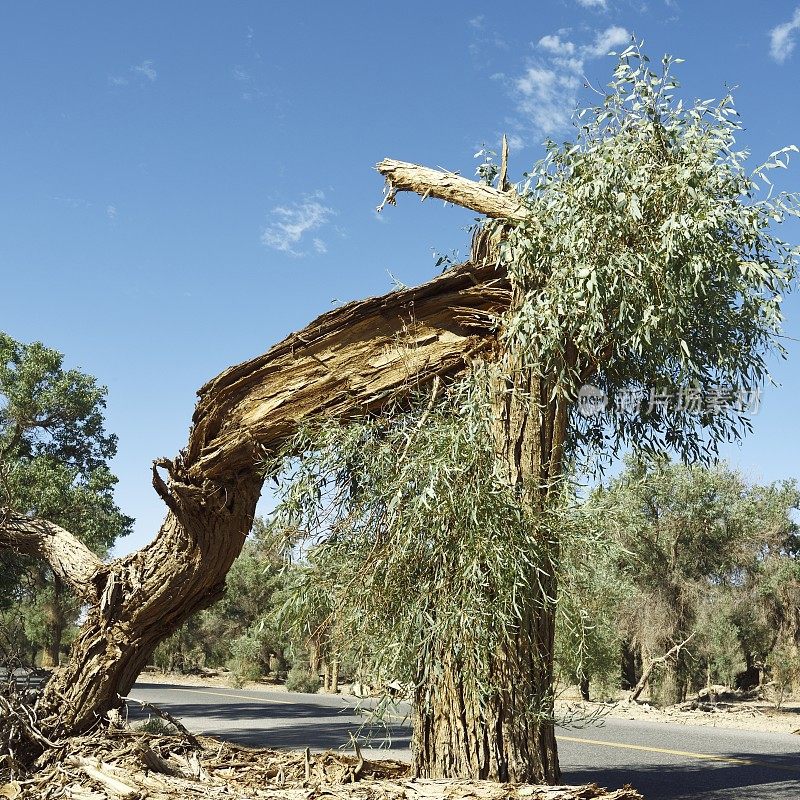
[0,260,509,741]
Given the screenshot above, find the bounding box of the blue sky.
[1,1,799,554]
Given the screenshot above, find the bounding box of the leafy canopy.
[501,43,799,463]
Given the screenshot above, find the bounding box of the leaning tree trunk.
[381,160,566,784]
[0,259,509,741]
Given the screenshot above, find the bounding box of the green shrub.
[285,665,320,693]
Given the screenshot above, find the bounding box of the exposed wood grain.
[187,260,510,479]
[376,159,530,222]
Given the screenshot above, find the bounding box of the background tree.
[579,456,800,703]
[150,517,294,683]
[0,332,132,667]
[555,506,634,702]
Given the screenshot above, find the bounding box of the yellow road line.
[169,686,295,705]
[559,735,800,774]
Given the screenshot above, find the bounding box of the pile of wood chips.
[0,729,643,800]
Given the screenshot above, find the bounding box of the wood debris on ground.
[0,729,643,800]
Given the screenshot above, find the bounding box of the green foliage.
[134,718,177,735]
[500,43,799,465]
[269,372,557,711]
[0,332,132,665]
[285,664,321,694]
[555,515,634,698]
[766,642,800,708]
[583,454,800,699]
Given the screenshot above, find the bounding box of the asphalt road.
[130,681,800,800]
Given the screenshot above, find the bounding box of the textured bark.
[376,159,531,223]
[187,260,510,479]
[0,259,510,740]
[41,574,66,668]
[0,513,102,600]
[412,362,565,784]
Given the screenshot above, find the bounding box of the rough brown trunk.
[410,256,565,783]
[658,661,686,706]
[37,471,263,735]
[411,571,559,784]
[41,574,66,668]
[330,659,339,694]
[379,167,566,784]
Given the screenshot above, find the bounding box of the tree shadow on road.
[564,754,800,800]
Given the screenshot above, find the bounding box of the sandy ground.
[139,669,800,737]
[555,694,800,736]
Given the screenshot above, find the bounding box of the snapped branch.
[0,510,103,601]
[629,632,697,702]
[376,158,531,222]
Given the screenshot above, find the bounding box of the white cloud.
[132,60,157,82]
[583,26,630,58]
[108,75,128,86]
[577,0,608,8]
[106,204,117,220]
[232,67,251,82]
[468,15,485,29]
[51,195,91,209]
[515,67,581,134]
[261,192,334,256]
[509,25,630,142]
[770,7,800,63]
[538,34,576,56]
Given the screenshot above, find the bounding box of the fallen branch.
[629,633,697,703]
[120,696,200,748]
[1,731,644,800]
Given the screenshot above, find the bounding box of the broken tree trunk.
[376,160,532,223]
[0,260,510,741]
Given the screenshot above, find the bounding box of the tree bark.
[376,160,532,223]
[0,514,103,597]
[0,260,510,742]
[41,574,66,668]
[330,658,339,694]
